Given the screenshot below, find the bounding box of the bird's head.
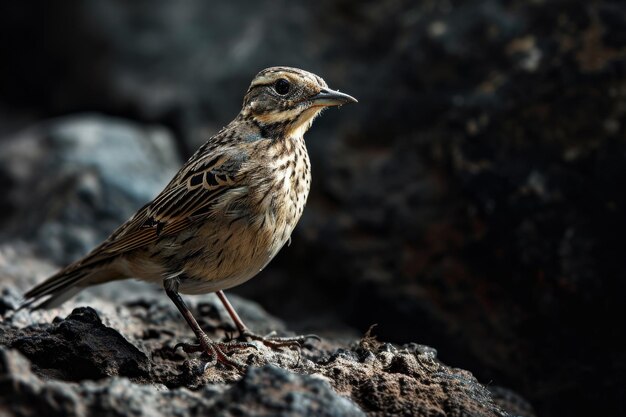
[241,67,357,138]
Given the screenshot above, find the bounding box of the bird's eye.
[274,78,290,95]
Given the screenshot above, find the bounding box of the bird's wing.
[21,148,249,308]
[91,149,247,258]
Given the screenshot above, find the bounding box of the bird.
[21,66,357,369]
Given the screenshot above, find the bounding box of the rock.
[0,347,219,417]
[0,115,181,264]
[0,346,366,417]
[213,365,365,417]
[0,254,532,416]
[8,307,150,381]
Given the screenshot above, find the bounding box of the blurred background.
[0,1,624,416]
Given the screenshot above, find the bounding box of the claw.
[173,337,256,372]
[174,341,203,354]
[238,330,320,349]
[224,340,259,351]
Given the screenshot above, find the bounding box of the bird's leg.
[164,278,256,370]
[216,290,320,349]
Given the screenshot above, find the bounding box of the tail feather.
[21,259,122,310]
[28,286,84,310]
[24,267,88,300]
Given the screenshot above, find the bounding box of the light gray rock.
[0,114,181,264]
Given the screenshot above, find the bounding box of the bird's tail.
[21,258,123,310]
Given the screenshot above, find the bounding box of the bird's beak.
[310,88,358,107]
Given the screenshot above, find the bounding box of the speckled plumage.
[22,67,356,368]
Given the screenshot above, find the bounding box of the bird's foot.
[174,333,257,371]
[234,329,320,350]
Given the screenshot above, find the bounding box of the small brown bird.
[22,67,357,368]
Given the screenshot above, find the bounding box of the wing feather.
[94,150,246,256]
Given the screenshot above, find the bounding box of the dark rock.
[213,365,365,417]
[9,307,150,381]
[0,347,219,417]
[489,386,537,417]
[0,257,532,417]
[0,346,367,417]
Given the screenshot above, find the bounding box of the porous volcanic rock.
[0,246,532,417]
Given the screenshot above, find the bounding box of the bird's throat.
[285,107,324,139]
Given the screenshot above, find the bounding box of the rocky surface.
[0,246,531,416]
[1,1,625,416]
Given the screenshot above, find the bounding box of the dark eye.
[274,78,290,95]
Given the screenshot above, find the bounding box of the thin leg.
[166,279,212,340]
[217,290,247,333]
[216,290,320,348]
[164,279,255,370]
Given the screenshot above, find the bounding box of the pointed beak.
[310,88,358,107]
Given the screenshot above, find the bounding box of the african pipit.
[22,67,357,368]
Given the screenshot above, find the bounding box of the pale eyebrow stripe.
[249,72,300,89]
[250,75,275,87]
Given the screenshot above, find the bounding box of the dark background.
[1,1,625,416]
